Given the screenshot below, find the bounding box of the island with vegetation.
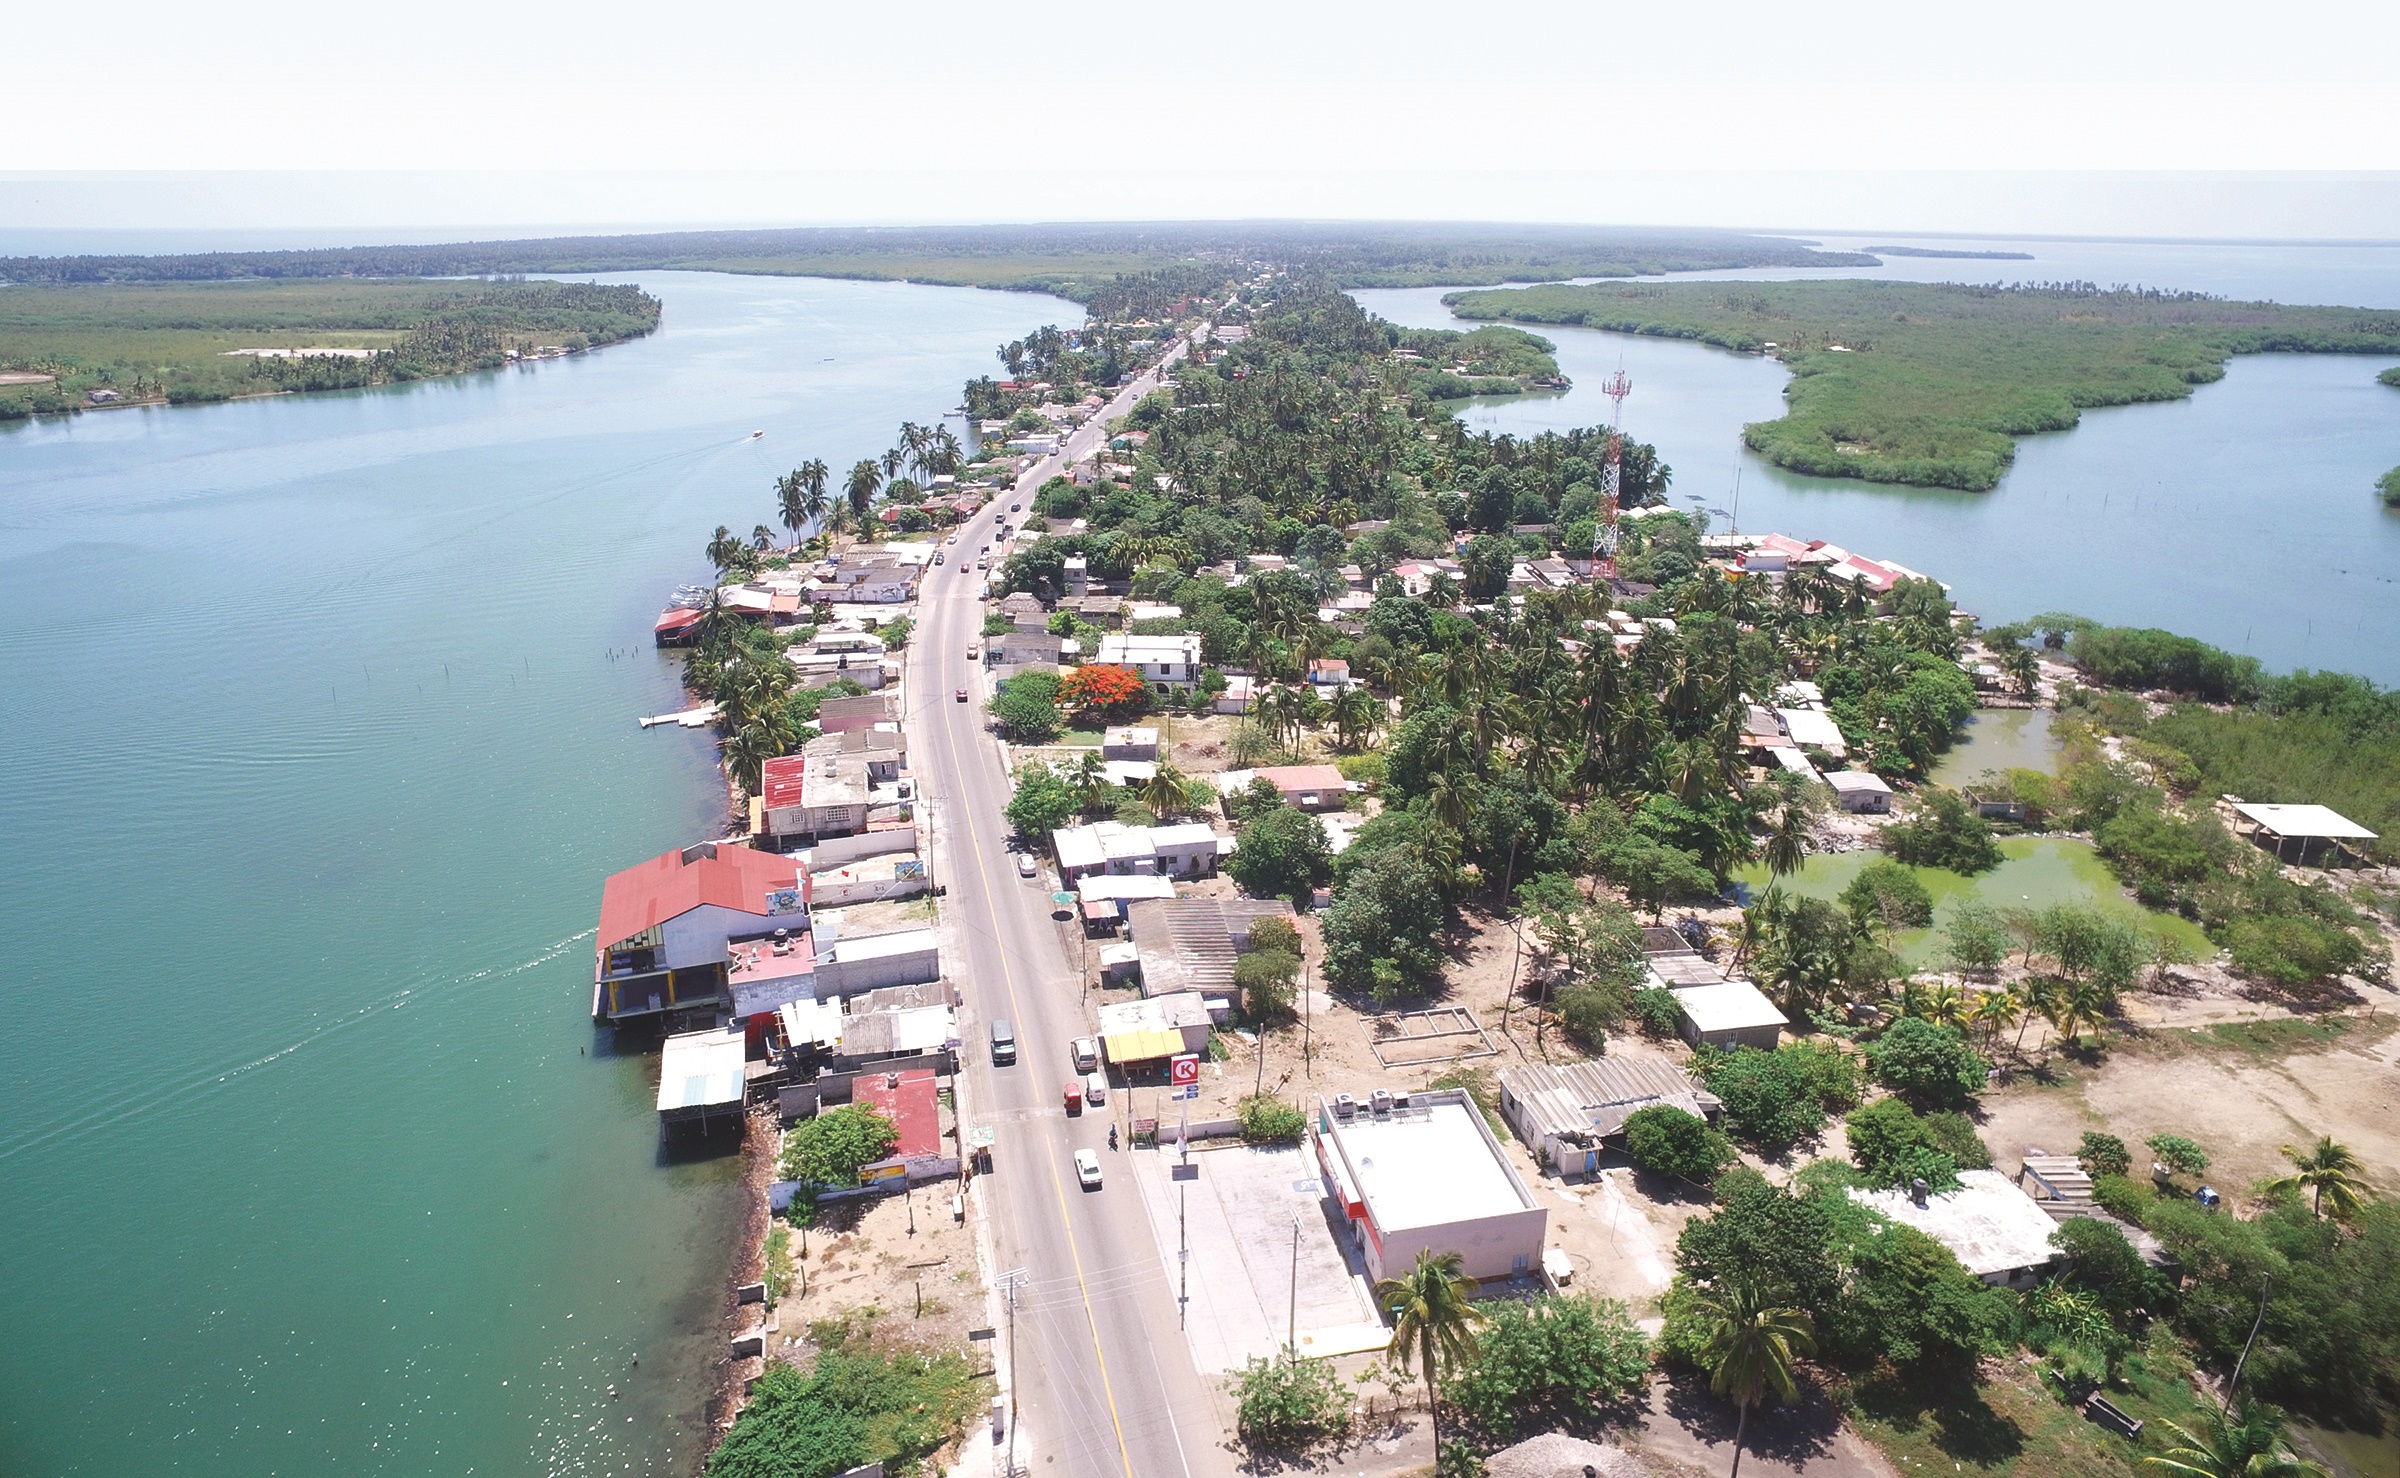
[1445,278,2400,490]
[0,278,660,417]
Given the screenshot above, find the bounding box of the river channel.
[0,271,1075,1477]
[1354,235,2400,684]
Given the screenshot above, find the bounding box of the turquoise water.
[0,272,1073,1477]
[1354,239,2400,684]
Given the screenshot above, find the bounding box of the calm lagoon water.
[1732,838,2214,966]
[1354,237,2400,684]
[0,272,1073,1477]
[1928,709,2062,788]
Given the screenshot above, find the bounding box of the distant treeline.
[0,279,659,416]
[0,221,1874,296]
[1447,279,2400,491]
[1861,246,2036,260]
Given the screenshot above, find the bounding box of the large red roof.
[760,754,807,809]
[596,843,803,951]
[853,1067,940,1159]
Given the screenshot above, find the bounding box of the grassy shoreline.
[0,278,660,418]
[1446,279,2400,491]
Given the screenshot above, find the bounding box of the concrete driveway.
[1124,1140,1385,1373]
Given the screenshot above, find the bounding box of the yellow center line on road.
[932,570,1139,1478]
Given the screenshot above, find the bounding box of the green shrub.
[1882,790,2004,875]
[1622,1105,1737,1184]
[706,1337,985,1478]
[1237,1095,1307,1144]
[1865,1016,1988,1107]
[1630,986,1685,1039]
[1845,1096,1982,1191]
[1841,858,1935,932]
[1698,1047,1827,1154]
[781,1104,901,1188]
[2090,1173,2154,1222]
[1226,1355,1350,1449]
[2077,1132,2132,1179]
[1446,1294,1651,1435]
[2145,1133,2209,1176]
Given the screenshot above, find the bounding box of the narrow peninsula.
[1446,279,2400,491]
[0,278,661,417]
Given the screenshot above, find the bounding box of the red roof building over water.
[595,843,804,951]
[853,1067,940,1159]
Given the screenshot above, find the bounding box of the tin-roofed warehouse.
[1499,1060,1723,1176]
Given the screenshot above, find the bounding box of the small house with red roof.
[593,841,808,1025]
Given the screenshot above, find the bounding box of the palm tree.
[1967,988,2021,1048]
[751,523,776,554]
[705,524,746,575]
[1690,1277,1817,1478]
[1068,751,1111,816]
[1425,770,1475,835]
[1141,760,1191,822]
[1764,801,1809,879]
[844,459,882,524]
[1329,684,1382,752]
[777,460,831,550]
[2263,1136,2371,1221]
[2001,644,2041,697]
[2142,1399,2328,1478]
[1374,1248,1484,1458]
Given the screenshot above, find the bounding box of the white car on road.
[1015,852,1037,879]
[1074,1148,1103,1190]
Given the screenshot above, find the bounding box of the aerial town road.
[904,337,1235,1478]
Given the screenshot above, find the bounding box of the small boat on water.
[748,429,765,440]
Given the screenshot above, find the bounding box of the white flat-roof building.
[1671,981,1788,1052]
[1826,769,1895,814]
[1849,1170,2065,1289]
[1096,632,1203,686]
[1776,707,1848,756]
[1314,1089,1547,1284]
[1051,819,1223,881]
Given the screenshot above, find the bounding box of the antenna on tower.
[1597,369,1632,580]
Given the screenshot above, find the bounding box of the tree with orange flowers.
[1059,662,1149,718]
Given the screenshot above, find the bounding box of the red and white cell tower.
[1596,369,1633,580]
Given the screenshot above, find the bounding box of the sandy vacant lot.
[1976,999,2400,1199]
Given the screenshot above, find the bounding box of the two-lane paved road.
[902,343,1232,1478]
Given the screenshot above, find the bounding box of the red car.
[954,687,969,702]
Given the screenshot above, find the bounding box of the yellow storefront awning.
[1102,1028,1185,1064]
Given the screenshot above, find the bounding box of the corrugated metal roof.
[1501,1059,1720,1144]
[656,1028,746,1112]
[761,754,808,809]
[598,843,803,952]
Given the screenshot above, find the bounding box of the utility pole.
[2225,1273,2275,1411]
[1178,1179,1189,1328]
[1002,1267,1026,1476]
[1287,1213,1301,1360]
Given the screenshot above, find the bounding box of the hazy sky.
[8,0,2400,237]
